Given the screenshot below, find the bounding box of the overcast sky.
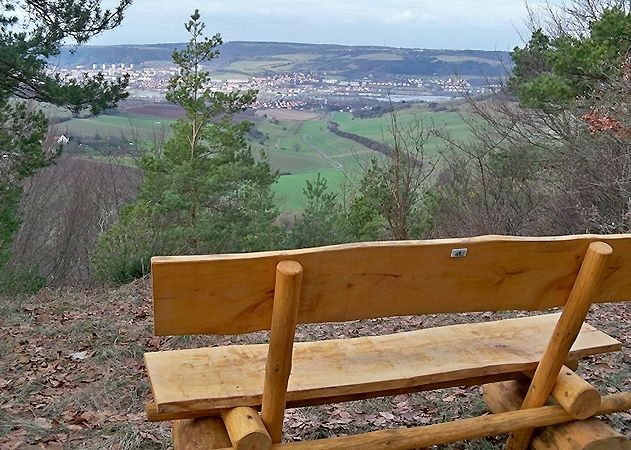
[92,0,545,50]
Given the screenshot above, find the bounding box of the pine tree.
[290,174,349,248]
[94,10,281,283]
[0,0,132,293]
[509,7,631,111]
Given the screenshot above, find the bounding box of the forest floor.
[0,279,629,449]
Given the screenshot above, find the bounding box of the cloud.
[385,10,420,24]
[90,0,531,50]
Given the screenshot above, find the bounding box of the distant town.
[49,63,502,110]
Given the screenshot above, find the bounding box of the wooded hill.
[53,41,511,79]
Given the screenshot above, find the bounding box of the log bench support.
[172,393,631,450]
[261,261,303,443]
[484,380,631,450]
[522,365,601,420]
[222,407,271,450]
[173,417,231,450]
[506,242,612,449]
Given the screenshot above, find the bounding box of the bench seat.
[145,313,621,419]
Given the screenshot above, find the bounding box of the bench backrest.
[150,234,631,336]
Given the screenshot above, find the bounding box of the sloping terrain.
[55,41,511,79]
[0,281,628,449]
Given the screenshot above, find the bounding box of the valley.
[52,100,469,211]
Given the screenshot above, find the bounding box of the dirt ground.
[0,279,629,449]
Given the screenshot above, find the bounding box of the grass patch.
[330,105,470,159]
[274,169,346,212]
[58,114,172,140]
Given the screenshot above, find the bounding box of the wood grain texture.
[172,417,231,450]
[507,242,613,450]
[221,407,271,450]
[535,422,631,450]
[151,234,631,336]
[146,372,548,422]
[261,261,302,443]
[144,314,621,417]
[536,365,601,420]
[483,380,631,450]
[213,393,631,450]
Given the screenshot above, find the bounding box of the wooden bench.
[143,235,631,449]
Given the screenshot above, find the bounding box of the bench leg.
[506,242,613,449]
[484,379,631,450]
[261,261,303,443]
[173,409,272,450]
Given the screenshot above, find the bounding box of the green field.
[57,115,172,141]
[55,103,469,212]
[252,117,376,170]
[264,104,470,210]
[250,115,383,210]
[330,105,469,159]
[274,169,348,211]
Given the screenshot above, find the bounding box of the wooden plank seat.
[143,235,631,449]
[145,313,621,419]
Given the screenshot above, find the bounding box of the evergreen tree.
[0,0,131,293]
[290,174,349,248]
[93,10,280,283]
[1,1,131,112]
[509,6,631,111]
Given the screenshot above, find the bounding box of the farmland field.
[53,101,469,212]
[56,114,172,141]
[274,169,349,211]
[254,108,320,121]
[330,105,469,159]
[250,114,381,209]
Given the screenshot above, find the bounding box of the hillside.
[51,102,469,212]
[0,282,628,448]
[53,41,512,79]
